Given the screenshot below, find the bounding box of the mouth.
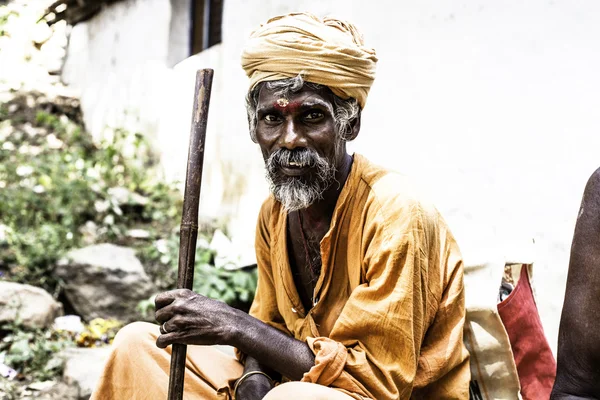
[288,161,308,168]
[279,161,311,176]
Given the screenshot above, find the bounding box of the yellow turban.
[241,13,378,109]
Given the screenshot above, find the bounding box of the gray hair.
[245,75,361,142]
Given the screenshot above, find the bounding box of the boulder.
[56,244,157,322]
[62,347,112,400]
[25,381,79,400]
[0,281,63,329]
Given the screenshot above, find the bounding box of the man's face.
[254,84,346,211]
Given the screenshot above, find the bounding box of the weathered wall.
[64,0,600,353]
[62,0,189,140]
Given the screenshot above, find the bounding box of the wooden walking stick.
[167,69,214,400]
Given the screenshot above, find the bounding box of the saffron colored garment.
[90,322,354,399]
[91,153,469,400]
[242,154,470,399]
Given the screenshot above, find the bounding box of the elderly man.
[551,168,600,399]
[91,13,469,400]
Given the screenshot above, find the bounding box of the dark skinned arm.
[233,356,277,400]
[154,289,315,380]
[551,168,600,399]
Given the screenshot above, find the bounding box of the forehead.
[256,83,335,109]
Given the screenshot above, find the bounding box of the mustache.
[264,147,338,211]
[266,148,328,172]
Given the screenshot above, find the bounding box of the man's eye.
[264,114,279,122]
[305,111,324,121]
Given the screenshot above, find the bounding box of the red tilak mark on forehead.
[273,99,303,113]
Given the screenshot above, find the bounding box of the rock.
[56,244,157,322]
[62,347,112,400]
[0,281,63,329]
[26,380,56,392]
[125,228,151,239]
[27,381,79,400]
[107,187,149,206]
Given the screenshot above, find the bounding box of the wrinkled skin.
[551,168,600,399]
[154,289,238,348]
[155,84,361,399]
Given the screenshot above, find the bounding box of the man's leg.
[551,168,600,398]
[91,322,243,400]
[262,382,355,400]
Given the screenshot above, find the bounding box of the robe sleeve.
[300,196,466,399]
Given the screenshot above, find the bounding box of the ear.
[345,112,361,141]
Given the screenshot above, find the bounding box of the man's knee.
[263,383,307,400]
[263,382,350,400]
[112,321,158,349]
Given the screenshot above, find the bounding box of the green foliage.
[0,108,180,294]
[0,6,19,38]
[0,322,73,382]
[1,101,258,312]
[194,264,258,305]
[137,233,258,317]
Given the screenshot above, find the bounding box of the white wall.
[168,0,192,67]
[181,0,600,352]
[64,0,600,353]
[62,0,189,141]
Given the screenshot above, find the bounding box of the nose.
[279,120,306,150]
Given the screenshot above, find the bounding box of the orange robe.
[91,153,469,400]
[244,153,470,399]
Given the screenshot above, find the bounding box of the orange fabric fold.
[303,337,348,386]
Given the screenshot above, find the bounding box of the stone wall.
[63,0,600,352]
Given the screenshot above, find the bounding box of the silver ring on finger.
[160,322,168,334]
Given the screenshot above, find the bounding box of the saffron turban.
[241,13,378,109]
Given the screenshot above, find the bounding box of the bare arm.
[551,168,600,399]
[233,356,277,400]
[154,290,315,381]
[232,310,315,380]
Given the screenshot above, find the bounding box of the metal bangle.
[233,370,274,398]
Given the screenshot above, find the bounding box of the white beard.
[265,148,337,212]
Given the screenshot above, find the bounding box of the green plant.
[137,232,258,316]
[193,264,258,305]
[0,106,181,294]
[0,322,73,382]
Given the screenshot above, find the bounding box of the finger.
[156,332,178,349]
[156,329,190,348]
[154,306,173,323]
[154,291,177,309]
[156,331,216,348]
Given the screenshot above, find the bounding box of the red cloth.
[497,266,556,400]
